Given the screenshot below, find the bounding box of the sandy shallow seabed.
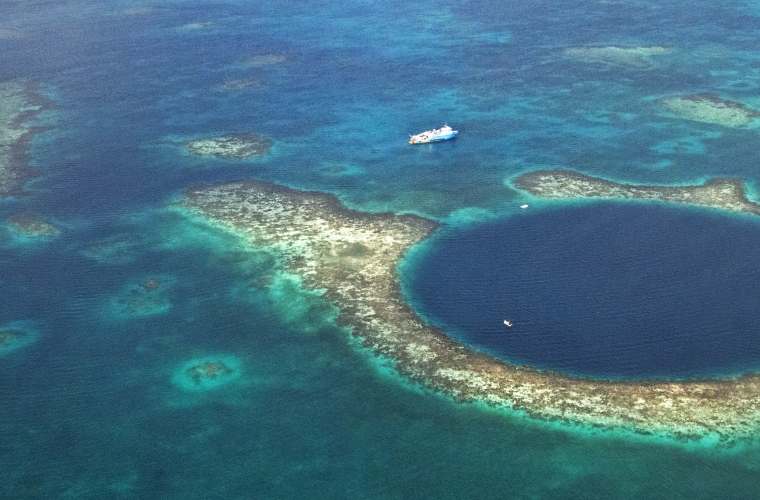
[181,180,760,443]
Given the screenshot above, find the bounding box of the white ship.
[409,125,458,144]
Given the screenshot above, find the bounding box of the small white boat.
[409,125,458,144]
[520,204,529,209]
[503,320,512,327]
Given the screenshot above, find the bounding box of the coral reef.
[661,93,760,127]
[184,133,272,159]
[6,214,59,237]
[181,180,760,442]
[0,80,54,197]
[110,276,173,317]
[173,356,241,391]
[513,169,760,215]
[186,361,233,383]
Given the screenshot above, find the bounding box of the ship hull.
[409,131,457,144]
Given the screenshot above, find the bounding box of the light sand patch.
[184,132,272,159]
[215,79,265,92]
[0,29,22,40]
[241,54,288,67]
[179,22,218,31]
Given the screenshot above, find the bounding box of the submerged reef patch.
[660,93,760,127]
[241,54,288,67]
[0,80,54,197]
[80,233,142,264]
[184,133,272,159]
[109,276,175,317]
[5,214,59,237]
[0,321,38,357]
[172,355,242,391]
[317,164,363,177]
[563,46,667,68]
[321,165,348,174]
[215,79,265,92]
[513,169,760,215]
[181,180,760,442]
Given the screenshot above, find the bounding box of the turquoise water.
[3,0,760,498]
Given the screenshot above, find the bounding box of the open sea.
[3,0,760,498]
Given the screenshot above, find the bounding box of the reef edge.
[180,179,760,443]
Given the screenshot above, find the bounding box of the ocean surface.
[405,202,760,380]
[3,0,760,498]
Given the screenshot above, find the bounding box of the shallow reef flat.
[0,80,53,197]
[182,180,760,443]
[184,132,272,159]
[514,169,760,215]
[5,214,59,237]
[661,93,760,127]
[563,46,667,68]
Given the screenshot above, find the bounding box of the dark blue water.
[407,203,760,379]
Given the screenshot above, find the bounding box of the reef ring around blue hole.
[406,202,760,380]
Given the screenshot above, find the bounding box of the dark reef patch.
[6,214,59,237]
[0,80,55,197]
[173,355,241,391]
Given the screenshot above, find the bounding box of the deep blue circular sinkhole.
[406,203,760,380]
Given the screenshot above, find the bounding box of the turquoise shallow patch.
[172,355,242,391]
[107,274,176,318]
[0,320,39,357]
